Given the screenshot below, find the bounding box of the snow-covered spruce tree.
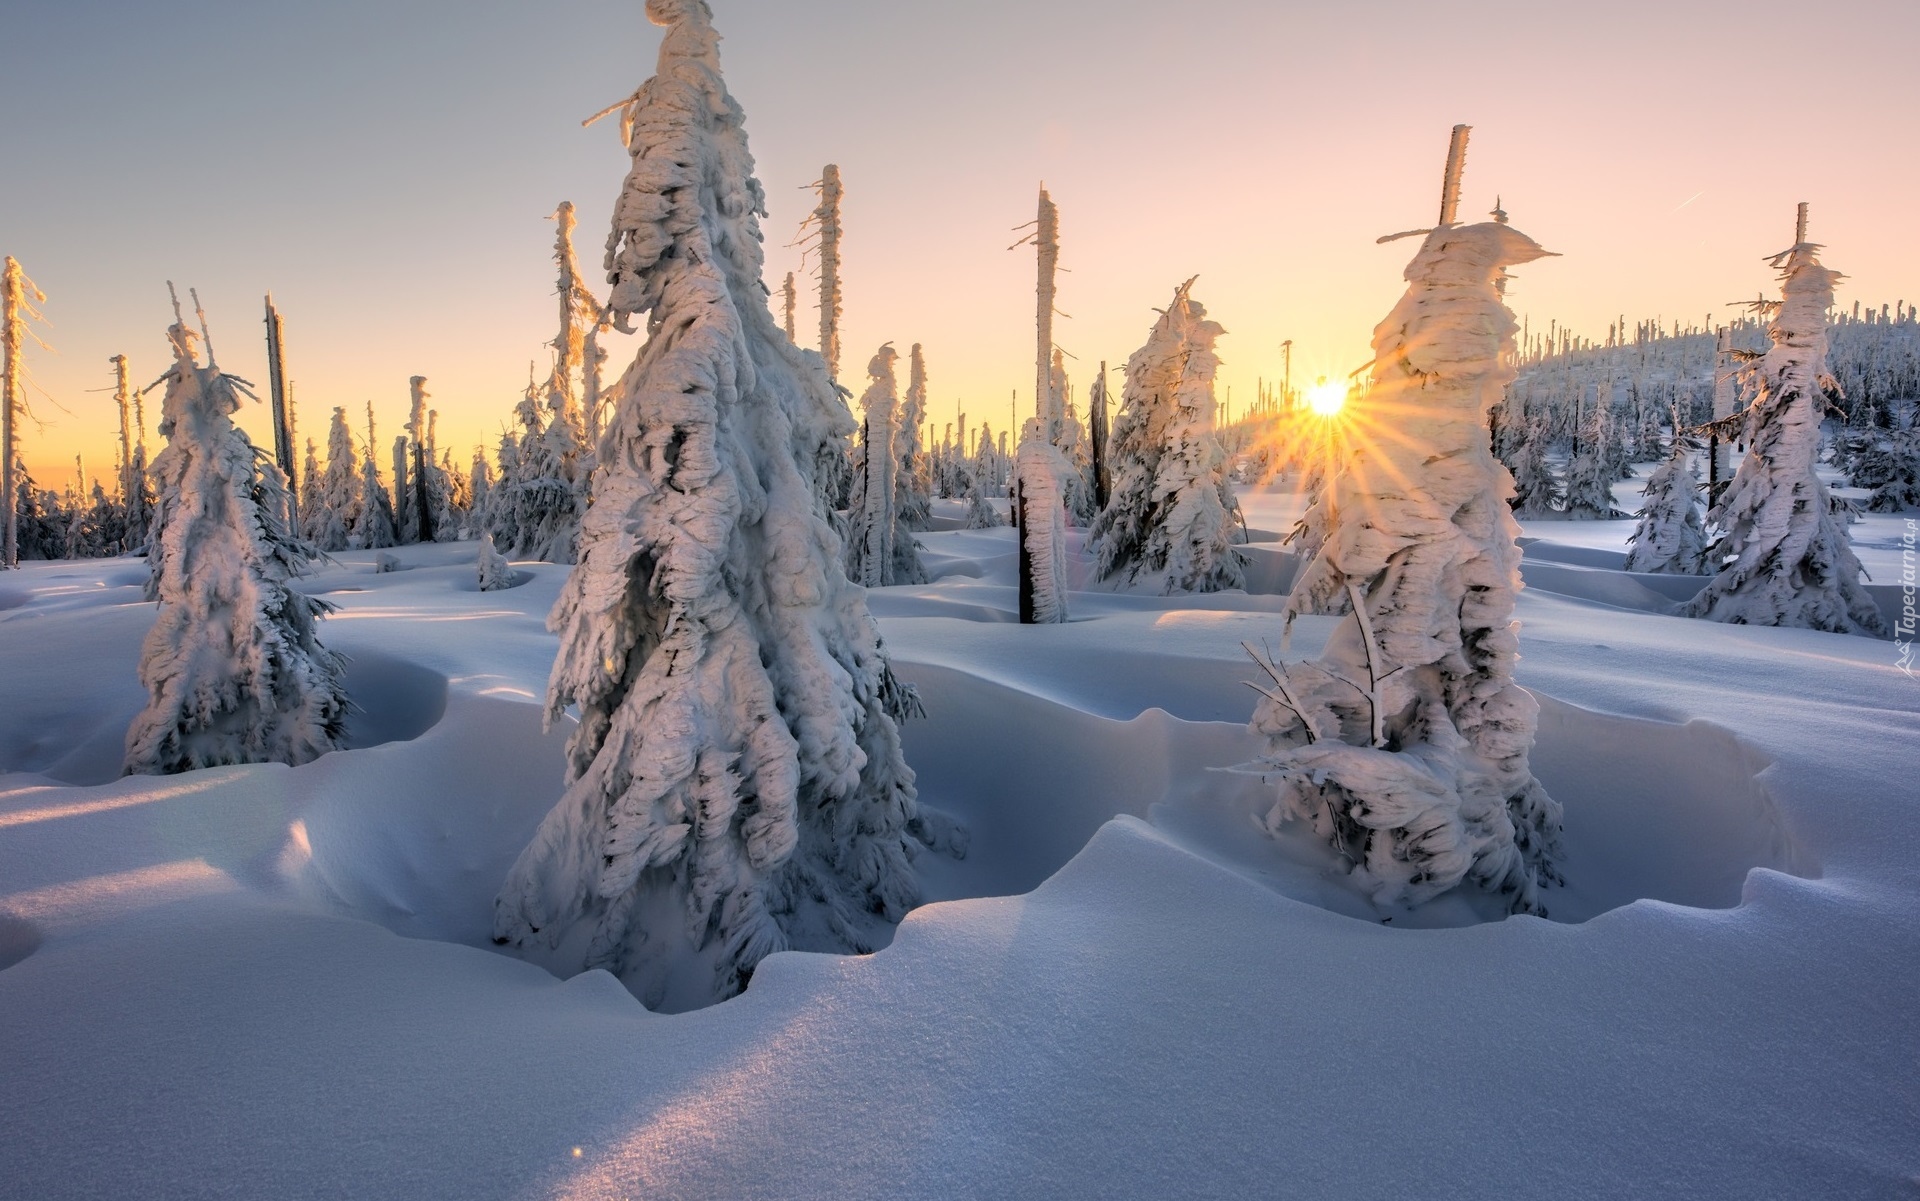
[1560,395,1625,520]
[1050,348,1097,526]
[312,407,362,551]
[1090,278,1244,592]
[1015,417,1069,623]
[477,533,515,591]
[1688,208,1884,634]
[845,344,924,586]
[510,371,588,563]
[466,447,493,538]
[1625,430,1709,573]
[297,438,324,544]
[964,472,1005,528]
[1506,415,1559,517]
[1251,159,1563,916]
[125,298,345,775]
[358,403,398,549]
[494,0,956,1009]
[897,343,933,530]
[400,376,441,544]
[1865,421,1920,512]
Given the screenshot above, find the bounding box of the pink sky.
[5,0,1915,488]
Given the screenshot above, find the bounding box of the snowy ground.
[2,482,1917,1199]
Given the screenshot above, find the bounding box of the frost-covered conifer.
[845,345,925,586]
[1865,422,1920,512]
[125,297,345,775]
[1251,166,1563,916]
[1688,210,1884,634]
[494,0,954,1009]
[1015,418,1069,623]
[505,368,587,563]
[1506,415,1559,516]
[1050,349,1097,526]
[897,343,933,530]
[312,408,362,551]
[398,376,445,544]
[1090,279,1243,592]
[467,447,493,537]
[1561,418,1624,519]
[964,472,1005,528]
[297,438,324,544]
[1625,432,1709,573]
[477,534,515,591]
[358,404,398,549]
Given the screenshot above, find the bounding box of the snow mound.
[893,651,1807,928]
[0,913,38,972]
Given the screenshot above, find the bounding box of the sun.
[1306,379,1347,417]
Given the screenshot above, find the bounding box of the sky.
[3,0,1916,488]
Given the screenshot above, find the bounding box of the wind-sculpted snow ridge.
[124,311,346,776]
[491,0,958,1011]
[1687,230,1884,635]
[1253,219,1564,916]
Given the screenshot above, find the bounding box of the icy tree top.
[1760,234,1843,399]
[601,0,771,336]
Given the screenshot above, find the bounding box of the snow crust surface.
[1,489,1917,1198]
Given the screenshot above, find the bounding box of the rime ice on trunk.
[125,298,345,775]
[1015,418,1069,623]
[493,0,954,1011]
[3,257,49,569]
[1251,139,1563,916]
[1687,209,1884,635]
[1091,279,1243,593]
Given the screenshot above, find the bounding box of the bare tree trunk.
[264,296,297,525]
[1090,360,1111,510]
[1034,188,1059,440]
[1015,475,1034,623]
[815,165,843,379]
[113,354,134,505]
